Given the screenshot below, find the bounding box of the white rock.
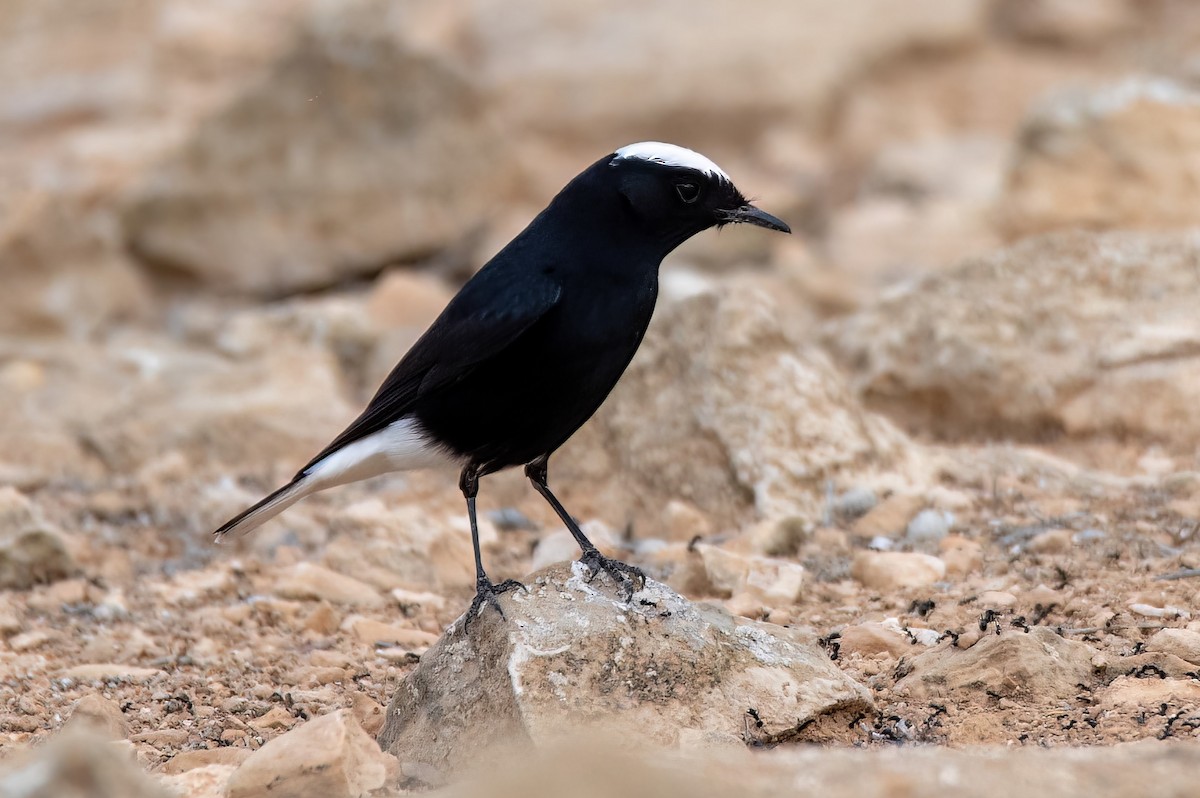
[378,563,870,770]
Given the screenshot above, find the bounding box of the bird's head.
[606,141,791,247]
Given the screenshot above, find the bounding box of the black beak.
[719,204,791,234]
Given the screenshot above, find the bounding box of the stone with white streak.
[378,563,871,770]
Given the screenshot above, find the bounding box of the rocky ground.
[4,1,1200,796]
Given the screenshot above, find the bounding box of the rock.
[562,281,927,532]
[896,627,1097,702]
[303,602,342,635]
[0,193,152,338]
[825,231,1200,445]
[850,493,924,538]
[978,590,1017,609]
[324,503,481,592]
[823,136,1003,290]
[1145,628,1200,666]
[939,535,983,577]
[390,588,448,614]
[531,527,614,573]
[905,508,953,547]
[661,499,715,542]
[838,622,912,659]
[851,551,946,591]
[61,664,164,683]
[378,563,871,769]
[67,694,128,740]
[831,487,878,521]
[0,727,169,798]
[1027,528,1073,554]
[160,748,253,775]
[991,0,1137,45]
[226,710,396,798]
[1099,675,1200,709]
[694,544,806,606]
[460,0,984,147]
[0,487,76,589]
[342,615,439,649]
[274,563,385,608]
[158,765,236,798]
[9,630,54,652]
[124,3,514,295]
[1001,78,1200,238]
[349,694,386,737]
[365,270,454,330]
[85,337,354,474]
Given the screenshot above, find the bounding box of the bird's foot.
[579,547,645,600]
[464,576,526,627]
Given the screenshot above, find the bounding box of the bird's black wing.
[296,270,562,477]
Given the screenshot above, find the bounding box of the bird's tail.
[212,478,316,541]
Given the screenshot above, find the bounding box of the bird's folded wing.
[295,273,562,477]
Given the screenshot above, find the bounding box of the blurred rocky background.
[5,0,1200,795]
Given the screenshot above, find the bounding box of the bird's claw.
[579,547,645,600]
[464,576,526,627]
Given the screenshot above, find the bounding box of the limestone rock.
[124,3,514,295]
[851,551,945,591]
[1145,628,1200,666]
[838,622,913,659]
[563,280,927,532]
[274,563,385,608]
[66,694,128,740]
[1001,78,1200,237]
[1099,675,1200,709]
[460,0,984,146]
[378,563,871,771]
[0,728,169,798]
[61,664,164,683]
[850,493,924,538]
[158,765,236,798]
[992,0,1137,45]
[825,231,1200,445]
[694,544,806,606]
[0,487,76,589]
[226,710,396,798]
[160,748,252,775]
[896,627,1097,702]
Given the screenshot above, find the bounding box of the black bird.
[214,141,790,620]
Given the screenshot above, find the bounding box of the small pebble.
[906,509,953,547]
[833,487,878,521]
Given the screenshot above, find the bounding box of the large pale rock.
[825,231,1200,445]
[82,338,353,473]
[0,487,76,589]
[851,551,946,591]
[124,2,513,295]
[379,563,872,771]
[0,728,169,798]
[226,710,396,798]
[1001,78,1200,237]
[0,0,308,336]
[66,694,128,740]
[563,279,926,531]
[460,0,985,146]
[896,627,1098,702]
[991,0,1137,45]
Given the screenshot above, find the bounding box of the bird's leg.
[524,456,645,599]
[460,465,523,625]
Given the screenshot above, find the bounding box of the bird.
[214,141,790,621]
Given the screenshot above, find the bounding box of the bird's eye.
[674,182,700,204]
